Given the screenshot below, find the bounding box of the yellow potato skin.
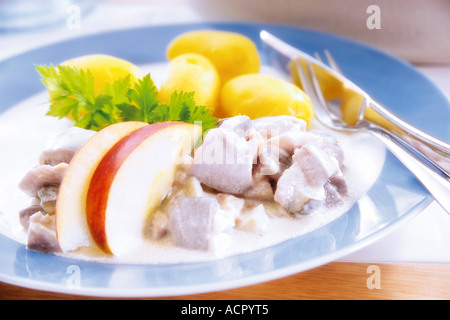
[290,60,343,101]
[158,53,221,114]
[61,54,144,94]
[219,74,314,127]
[167,30,260,84]
[341,87,396,132]
[56,54,144,121]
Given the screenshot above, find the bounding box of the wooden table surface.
[1,262,449,300]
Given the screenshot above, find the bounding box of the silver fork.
[317,50,450,179]
[293,55,450,214]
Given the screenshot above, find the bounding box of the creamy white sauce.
[0,63,386,264]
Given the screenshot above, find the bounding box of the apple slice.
[86,121,202,255]
[56,121,149,252]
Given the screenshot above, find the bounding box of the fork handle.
[370,127,450,214]
[368,99,450,178]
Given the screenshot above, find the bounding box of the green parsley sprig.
[35,64,218,132]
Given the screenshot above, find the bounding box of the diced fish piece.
[252,116,307,139]
[37,185,59,215]
[19,163,68,197]
[19,204,44,229]
[274,162,325,213]
[267,132,302,155]
[169,197,219,250]
[253,116,306,176]
[243,163,274,201]
[37,185,59,203]
[274,141,343,213]
[244,179,274,201]
[27,212,61,253]
[328,172,348,196]
[190,128,257,195]
[258,143,295,180]
[39,127,95,165]
[324,182,344,207]
[323,172,349,207]
[258,145,281,176]
[259,130,321,179]
[266,131,322,156]
[219,116,266,160]
[217,115,253,137]
[293,144,340,186]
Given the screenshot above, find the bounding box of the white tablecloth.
[1,0,449,264]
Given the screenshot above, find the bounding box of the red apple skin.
[55,121,149,252]
[86,121,183,254]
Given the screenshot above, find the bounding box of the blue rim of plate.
[0,22,448,297]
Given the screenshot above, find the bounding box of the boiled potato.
[158,53,221,113]
[290,60,343,101]
[341,87,396,131]
[167,30,260,84]
[219,74,314,127]
[58,54,144,121]
[61,54,144,94]
[340,86,365,126]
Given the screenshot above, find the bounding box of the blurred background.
[188,0,450,65]
[1,0,449,64]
